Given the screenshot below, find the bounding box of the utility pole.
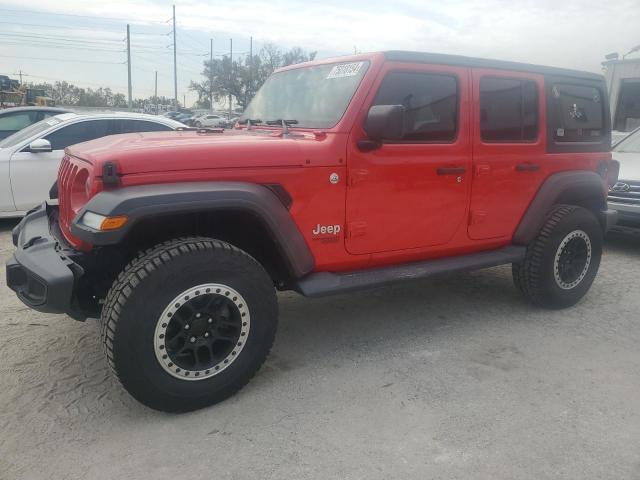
[210,38,214,112]
[228,38,233,119]
[172,4,178,110]
[18,70,23,84]
[183,94,186,108]
[154,70,158,114]
[126,24,132,110]
[248,36,253,106]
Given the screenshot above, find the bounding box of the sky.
[1,0,639,107]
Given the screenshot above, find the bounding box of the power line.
[0,54,125,65]
[0,32,124,46]
[178,29,210,52]
[16,72,130,89]
[0,7,168,24]
[0,20,168,35]
[1,40,125,53]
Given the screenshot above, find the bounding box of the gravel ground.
[1,218,639,480]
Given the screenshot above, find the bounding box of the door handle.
[437,167,466,175]
[516,163,540,172]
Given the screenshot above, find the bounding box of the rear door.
[468,69,546,240]
[10,119,112,211]
[345,63,471,254]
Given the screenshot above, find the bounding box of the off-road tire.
[512,205,602,309]
[101,237,277,412]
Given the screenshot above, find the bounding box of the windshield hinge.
[102,161,120,187]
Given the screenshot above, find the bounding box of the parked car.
[181,114,199,126]
[608,126,640,230]
[183,112,212,126]
[169,113,189,124]
[194,114,226,128]
[7,51,617,412]
[162,111,182,119]
[221,116,240,128]
[0,112,183,216]
[0,106,71,140]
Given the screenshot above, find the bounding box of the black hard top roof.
[384,51,603,82]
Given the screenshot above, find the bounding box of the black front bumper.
[6,203,85,319]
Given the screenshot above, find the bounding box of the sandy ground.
[1,218,639,480]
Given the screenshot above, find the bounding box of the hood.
[613,151,640,181]
[65,129,327,175]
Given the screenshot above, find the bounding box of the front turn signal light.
[100,215,128,230]
[81,212,128,231]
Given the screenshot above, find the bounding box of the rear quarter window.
[550,83,604,143]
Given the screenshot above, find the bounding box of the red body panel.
[59,52,611,274]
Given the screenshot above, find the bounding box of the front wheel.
[512,205,603,309]
[101,237,278,412]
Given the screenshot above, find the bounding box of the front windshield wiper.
[265,119,299,135]
[237,118,299,134]
[265,119,299,126]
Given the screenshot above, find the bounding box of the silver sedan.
[0,112,184,217]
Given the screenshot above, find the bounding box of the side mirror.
[364,104,406,141]
[28,138,52,153]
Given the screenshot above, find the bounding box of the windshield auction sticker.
[326,62,364,79]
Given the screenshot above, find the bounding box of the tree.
[189,43,317,110]
[24,80,170,109]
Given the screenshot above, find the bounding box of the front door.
[10,149,64,212]
[345,64,471,255]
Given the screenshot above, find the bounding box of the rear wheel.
[512,205,602,309]
[101,237,277,412]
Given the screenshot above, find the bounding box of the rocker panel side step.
[295,245,526,297]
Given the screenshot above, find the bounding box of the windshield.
[240,60,369,129]
[0,116,62,148]
[614,129,640,153]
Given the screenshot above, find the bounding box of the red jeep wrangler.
[7,52,618,412]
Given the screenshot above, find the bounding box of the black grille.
[608,180,640,205]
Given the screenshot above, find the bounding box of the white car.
[193,114,226,128]
[608,126,640,231]
[0,112,183,217]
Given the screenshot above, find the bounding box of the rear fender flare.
[513,171,607,245]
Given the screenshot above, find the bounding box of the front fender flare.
[70,182,315,278]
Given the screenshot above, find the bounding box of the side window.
[137,121,173,132]
[550,83,604,142]
[114,119,173,134]
[44,120,111,150]
[614,80,640,132]
[372,71,458,142]
[479,77,539,142]
[41,112,58,121]
[0,111,38,131]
